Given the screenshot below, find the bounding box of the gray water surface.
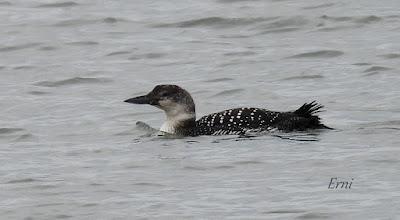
[1,0,400,219]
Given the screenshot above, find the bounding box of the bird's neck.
[160,111,196,134]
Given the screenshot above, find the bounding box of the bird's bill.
[124,95,151,104]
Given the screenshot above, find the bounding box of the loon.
[124,85,330,136]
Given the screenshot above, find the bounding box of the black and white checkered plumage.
[125,85,330,136]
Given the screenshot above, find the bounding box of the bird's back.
[190,102,328,136]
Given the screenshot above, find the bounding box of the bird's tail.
[294,101,332,129]
[294,101,324,118]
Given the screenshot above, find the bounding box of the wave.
[129,53,166,60]
[320,15,382,24]
[0,128,24,134]
[5,178,37,184]
[36,1,78,8]
[287,50,344,59]
[253,16,307,30]
[0,43,41,52]
[302,3,335,10]
[153,16,268,28]
[66,41,99,46]
[217,0,259,3]
[204,77,234,82]
[0,1,11,6]
[106,51,131,56]
[34,77,112,87]
[282,75,324,81]
[223,51,256,56]
[380,53,400,59]
[212,88,244,97]
[363,66,392,72]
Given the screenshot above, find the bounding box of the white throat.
[160,112,195,134]
[156,100,196,134]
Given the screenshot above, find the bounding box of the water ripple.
[297,212,331,219]
[361,120,400,129]
[153,16,268,28]
[0,128,24,135]
[220,34,251,39]
[320,15,382,24]
[363,66,391,73]
[66,41,99,46]
[36,203,65,208]
[106,51,131,56]
[286,50,344,59]
[217,0,259,3]
[212,88,244,97]
[380,53,400,59]
[253,16,307,31]
[103,17,125,24]
[223,51,256,56]
[28,91,50,95]
[183,166,207,171]
[132,182,164,187]
[272,133,320,142]
[302,3,335,10]
[233,160,263,165]
[282,75,323,81]
[213,165,235,170]
[81,203,98,207]
[14,134,35,142]
[0,43,41,52]
[129,53,166,60]
[352,62,371,66]
[316,25,358,32]
[204,77,234,82]
[320,15,355,22]
[34,77,112,87]
[55,214,73,219]
[5,178,37,184]
[354,15,382,24]
[53,19,97,27]
[0,1,11,6]
[39,46,58,51]
[36,1,78,8]
[13,65,35,70]
[52,17,125,27]
[368,159,399,164]
[256,27,300,35]
[264,209,305,214]
[136,121,158,134]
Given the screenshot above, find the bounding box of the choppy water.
[1,0,400,219]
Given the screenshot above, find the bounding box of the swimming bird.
[124,85,330,136]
